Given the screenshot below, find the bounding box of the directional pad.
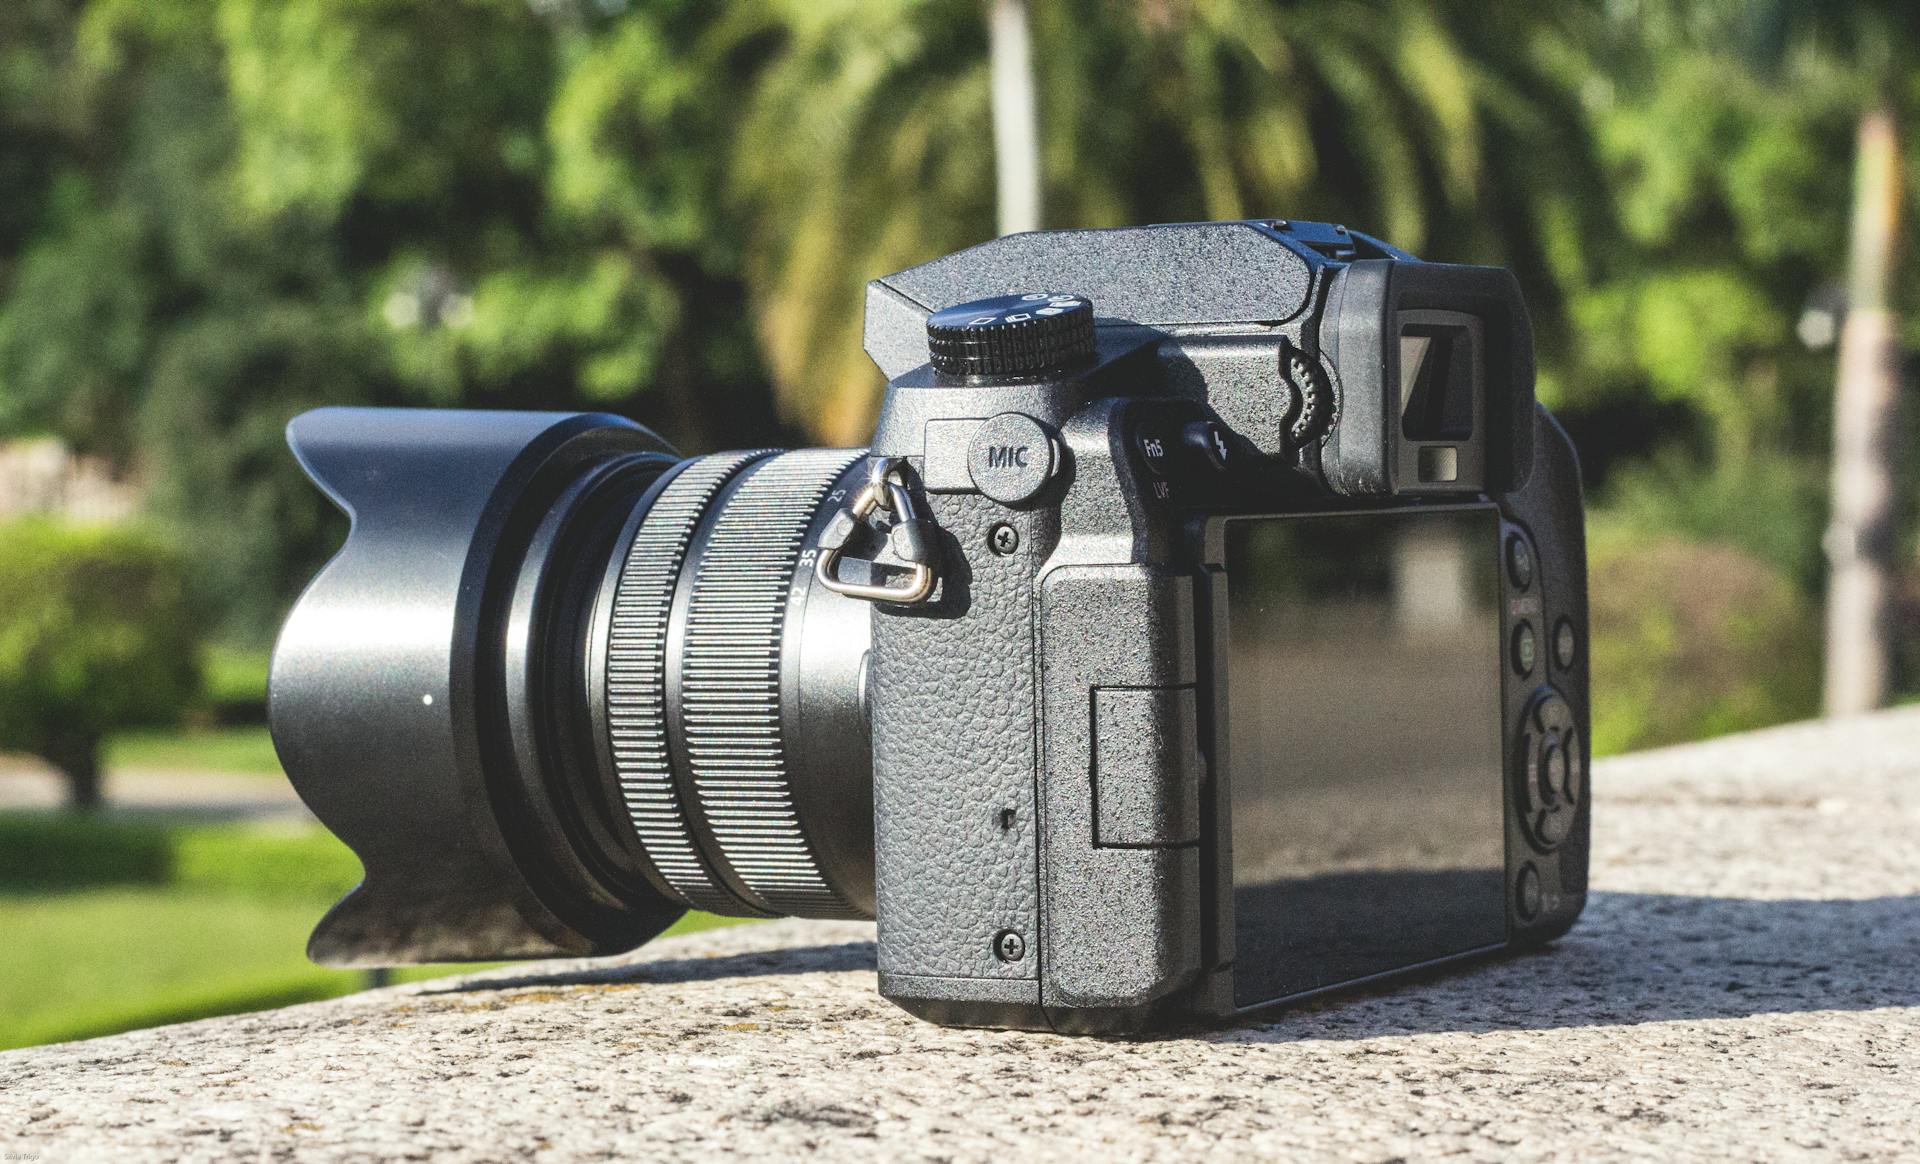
[1517,689,1582,851]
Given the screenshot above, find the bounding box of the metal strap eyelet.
[814,458,939,605]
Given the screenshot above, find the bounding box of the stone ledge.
[4,710,1919,1161]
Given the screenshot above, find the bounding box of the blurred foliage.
[105,725,281,777]
[0,0,1918,737]
[0,811,353,896]
[0,519,202,804]
[196,643,271,724]
[1587,528,1821,754]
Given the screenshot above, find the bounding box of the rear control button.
[1505,533,1535,589]
[1515,863,1542,921]
[1183,421,1231,472]
[1542,737,1567,802]
[1511,622,1537,676]
[1516,688,1581,853]
[1554,618,1578,670]
[1559,727,1584,804]
[1136,429,1172,476]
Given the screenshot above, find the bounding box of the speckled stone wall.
[3,710,1918,1161]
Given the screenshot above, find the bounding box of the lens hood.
[271,407,686,965]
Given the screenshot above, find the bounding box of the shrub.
[0,811,172,889]
[0,519,203,808]
[1588,530,1820,754]
[196,643,271,726]
[0,812,360,901]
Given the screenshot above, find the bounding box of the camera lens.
[272,409,875,966]
[589,448,876,921]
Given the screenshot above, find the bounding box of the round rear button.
[1511,622,1537,676]
[1542,737,1568,802]
[1516,689,1581,852]
[1554,618,1579,670]
[1515,863,1543,921]
[1184,420,1231,472]
[1135,428,1172,476]
[1505,534,1535,589]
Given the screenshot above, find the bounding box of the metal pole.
[989,0,1042,235]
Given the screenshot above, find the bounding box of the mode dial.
[926,292,1095,379]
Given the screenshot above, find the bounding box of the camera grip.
[871,494,1049,1004]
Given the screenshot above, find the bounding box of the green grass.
[0,811,745,1050]
[0,888,363,1049]
[0,812,362,897]
[104,725,283,776]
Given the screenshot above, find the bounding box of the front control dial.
[1517,688,1583,851]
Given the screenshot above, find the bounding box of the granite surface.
[3,710,1918,1162]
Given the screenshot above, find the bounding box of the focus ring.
[677,449,866,918]
[605,451,770,910]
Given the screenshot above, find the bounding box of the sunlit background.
[2,0,1915,1049]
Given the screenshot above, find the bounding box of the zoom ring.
[678,449,866,918]
[605,451,769,910]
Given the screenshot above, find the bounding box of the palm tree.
[725,0,1605,445]
[1730,0,1914,715]
[989,0,1042,236]
[1825,99,1902,716]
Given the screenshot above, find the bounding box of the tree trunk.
[1823,105,1904,717]
[988,0,1041,236]
[43,731,105,812]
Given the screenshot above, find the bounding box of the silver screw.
[989,523,1019,555]
[994,930,1026,962]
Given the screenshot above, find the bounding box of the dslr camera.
[273,219,1588,1033]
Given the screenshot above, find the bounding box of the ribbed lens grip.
[604,451,769,910]
[678,449,866,918]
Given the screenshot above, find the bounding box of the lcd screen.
[1225,508,1507,1007]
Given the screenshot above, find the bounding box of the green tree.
[1568,1,1920,714]
[0,520,202,809]
[0,0,792,638]
[4,0,1919,744]
[723,0,1614,443]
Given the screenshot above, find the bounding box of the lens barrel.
[273,408,874,966]
[593,448,875,920]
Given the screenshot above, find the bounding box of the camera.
[271,219,1588,1032]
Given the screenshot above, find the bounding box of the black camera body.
[270,220,1587,1034]
[854,220,1585,1030]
